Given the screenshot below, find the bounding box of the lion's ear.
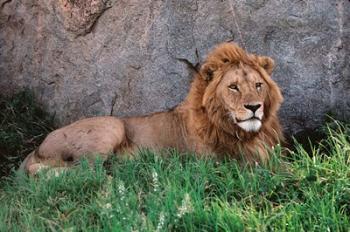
[200,63,216,82]
[257,56,275,75]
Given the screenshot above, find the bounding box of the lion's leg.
[20,116,127,175]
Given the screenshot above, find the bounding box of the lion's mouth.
[236,116,261,123]
[235,116,262,132]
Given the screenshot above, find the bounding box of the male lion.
[21,43,284,175]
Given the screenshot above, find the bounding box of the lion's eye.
[228,84,239,92]
[256,82,263,91]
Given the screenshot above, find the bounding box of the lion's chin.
[237,119,262,132]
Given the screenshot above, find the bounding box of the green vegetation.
[0,91,54,177]
[0,91,349,231]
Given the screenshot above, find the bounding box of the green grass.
[0,91,349,231]
[0,123,349,231]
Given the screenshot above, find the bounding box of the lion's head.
[188,43,283,154]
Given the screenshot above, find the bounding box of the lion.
[20,42,284,175]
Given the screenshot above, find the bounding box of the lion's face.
[216,65,267,132]
[200,43,283,135]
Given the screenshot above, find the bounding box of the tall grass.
[0,122,349,231]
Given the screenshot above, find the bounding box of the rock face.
[0,0,349,135]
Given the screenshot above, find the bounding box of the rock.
[0,0,349,135]
[56,0,114,36]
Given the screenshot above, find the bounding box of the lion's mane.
[181,43,284,162]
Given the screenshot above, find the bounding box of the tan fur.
[21,43,284,175]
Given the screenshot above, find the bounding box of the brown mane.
[179,42,284,162]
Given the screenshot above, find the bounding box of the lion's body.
[21,43,284,175]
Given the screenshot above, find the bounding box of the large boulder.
[0,0,349,135]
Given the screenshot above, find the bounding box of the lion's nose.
[244,104,261,113]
